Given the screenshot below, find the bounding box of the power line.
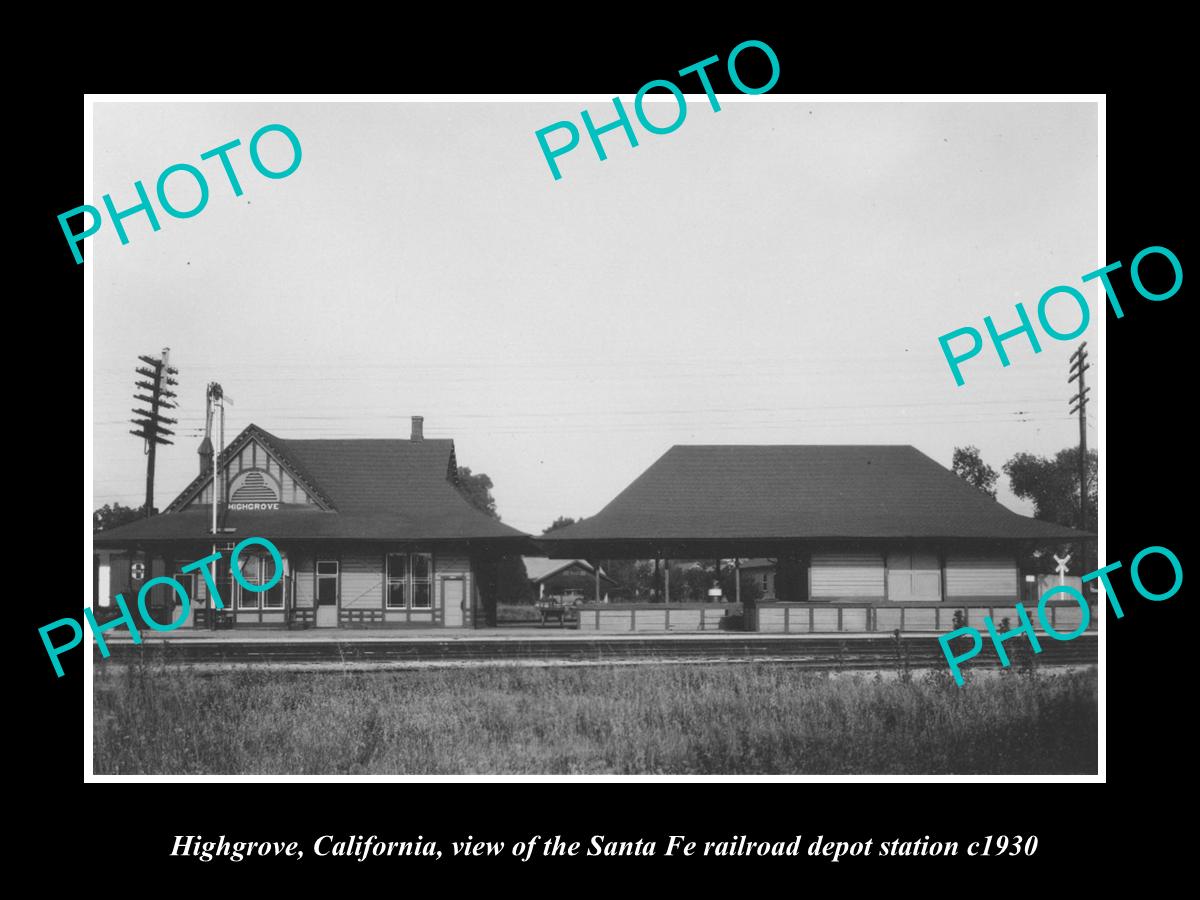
[90,396,1069,424]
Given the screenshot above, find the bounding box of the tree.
[456,466,499,520]
[657,560,767,602]
[951,446,998,499]
[598,558,639,600]
[1004,446,1098,576]
[454,465,516,622]
[478,555,530,608]
[678,563,714,602]
[1003,447,1097,532]
[94,502,152,532]
[543,516,579,534]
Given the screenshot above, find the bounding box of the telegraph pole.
[130,348,178,518]
[1068,342,1090,528]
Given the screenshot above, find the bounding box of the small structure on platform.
[739,558,777,599]
[523,557,618,603]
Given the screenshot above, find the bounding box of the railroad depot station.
[93,417,1095,637]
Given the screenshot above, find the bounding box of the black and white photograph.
[80,94,1105,778]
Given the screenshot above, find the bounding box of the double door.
[886,550,941,601]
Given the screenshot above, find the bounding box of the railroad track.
[96,634,1097,670]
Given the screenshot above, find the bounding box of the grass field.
[92,661,1097,775]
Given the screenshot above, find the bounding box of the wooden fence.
[573,599,1098,635]
[575,602,742,633]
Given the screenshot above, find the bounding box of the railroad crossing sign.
[131,561,146,580]
[1053,553,1071,585]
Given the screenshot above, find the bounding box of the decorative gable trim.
[165,425,335,513]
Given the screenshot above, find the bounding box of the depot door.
[886,550,941,602]
[316,560,339,627]
[442,576,465,628]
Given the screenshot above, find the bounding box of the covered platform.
[538,444,1097,634]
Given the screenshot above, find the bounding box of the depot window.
[236,551,284,609]
[386,553,407,609]
[386,552,433,610]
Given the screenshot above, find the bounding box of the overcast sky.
[91,100,1098,535]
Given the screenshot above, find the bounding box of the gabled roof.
[168,425,335,512]
[522,557,618,585]
[95,424,530,545]
[739,558,775,569]
[539,445,1089,543]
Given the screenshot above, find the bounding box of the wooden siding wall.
[94,544,479,629]
[438,551,471,628]
[105,553,134,604]
[810,553,885,598]
[293,552,314,609]
[341,553,383,610]
[438,552,471,577]
[295,545,474,626]
[94,551,202,628]
[945,555,1018,597]
[434,549,465,619]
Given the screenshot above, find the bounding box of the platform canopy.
[537,444,1091,559]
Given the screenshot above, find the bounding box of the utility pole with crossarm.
[130,348,178,518]
[1068,342,1090,528]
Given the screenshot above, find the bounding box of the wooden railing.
[754,599,1098,635]
[288,608,315,629]
[569,599,1098,635]
[192,608,236,630]
[340,609,387,627]
[575,602,743,632]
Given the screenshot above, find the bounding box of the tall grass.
[93,660,1096,775]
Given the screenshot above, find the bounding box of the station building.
[93,417,534,629]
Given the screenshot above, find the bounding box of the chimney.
[198,436,213,475]
[411,415,424,442]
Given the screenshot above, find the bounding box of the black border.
[38,28,1189,885]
